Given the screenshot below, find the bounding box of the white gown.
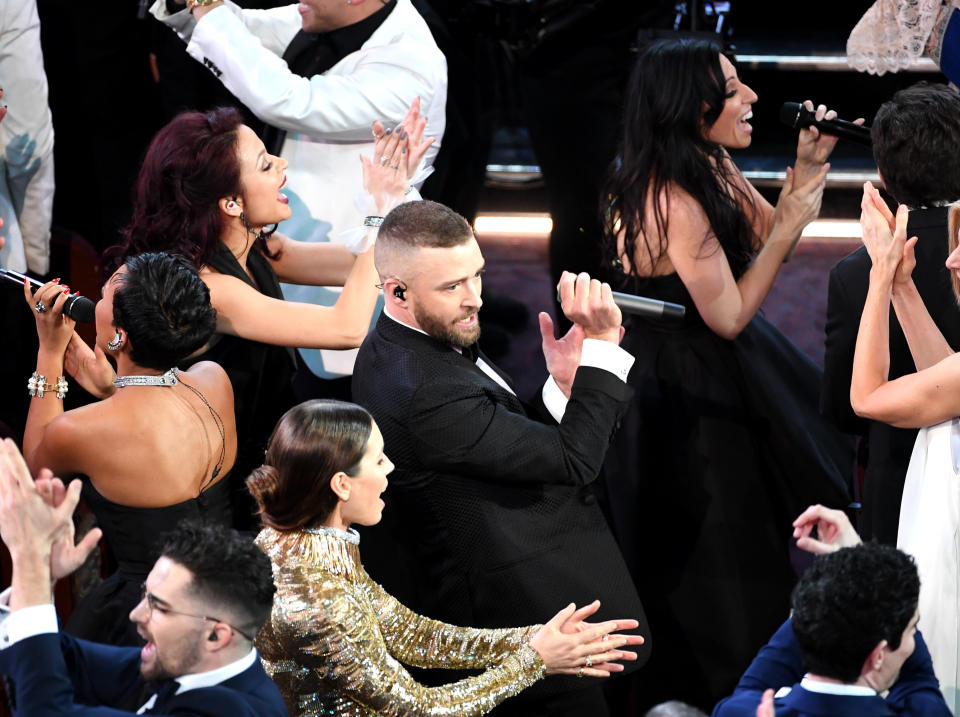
[898,418,960,714]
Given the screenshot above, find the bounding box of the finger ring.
[379,156,388,166]
[585,656,593,667]
[577,668,584,678]
[601,635,609,641]
[35,301,47,314]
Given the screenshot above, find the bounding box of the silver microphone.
[612,291,685,322]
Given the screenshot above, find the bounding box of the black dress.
[604,269,854,710]
[65,477,233,647]
[183,243,297,529]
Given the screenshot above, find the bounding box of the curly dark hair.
[872,82,960,208]
[791,543,919,682]
[601,38,757,279]
[158,521,275,640]
[112,252,217,371]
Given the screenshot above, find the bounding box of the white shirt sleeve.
[0,587,58,650]
[580,338,634,382]
[541,339,634,421]
[158,2,444,140]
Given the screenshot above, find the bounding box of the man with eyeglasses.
[0,439,286,716]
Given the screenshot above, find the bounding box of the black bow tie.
[147,679,180,713]
[459,343,480,363]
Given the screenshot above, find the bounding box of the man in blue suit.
[714,506,950,717]
[0,438,287,716]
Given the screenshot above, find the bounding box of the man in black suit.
[352,200,649,717]
[0,439,286,717]
[821,82,960,545]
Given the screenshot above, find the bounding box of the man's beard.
[413,304,481,348]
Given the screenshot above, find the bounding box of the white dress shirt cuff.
[579,338,634,382]
[541,376,568,423]
[0,586,57,649]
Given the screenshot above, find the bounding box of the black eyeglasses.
[139,583,254,642]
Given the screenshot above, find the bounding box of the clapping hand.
[538,313,584,398]
[35,471,102,580]
[792,504,861,555]
[397,96,434,179]
[861,182,917,286]
[529,601,644,677]
[0,439,101,609]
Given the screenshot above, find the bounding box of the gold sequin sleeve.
[363,570,541,670]
[269,569,546,717]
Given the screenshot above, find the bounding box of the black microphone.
[612,291,685,322]
[779,102,872,147]
[0,268,96,322]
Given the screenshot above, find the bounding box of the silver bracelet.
[363,216,384,227]
[28,371,68,399]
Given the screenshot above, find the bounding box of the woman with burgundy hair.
[69,105,426,527]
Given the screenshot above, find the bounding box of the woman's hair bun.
[246,464,280,506]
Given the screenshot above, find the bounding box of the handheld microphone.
[612,291,685,322]
[779,102,872,147]
[0,268,96,322]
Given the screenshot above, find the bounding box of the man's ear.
[864,639,888,675]
[219,196,243,217]
[206,622,234,651]
[383,278,407,306]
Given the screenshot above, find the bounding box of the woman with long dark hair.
[248,399,645,717]
[600,38,854,708]
[23,252,236,646]
[69,106,421,527]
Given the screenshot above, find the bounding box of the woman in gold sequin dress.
[247,400,645,717]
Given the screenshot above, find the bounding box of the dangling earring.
[239,211,278,243]
[107,332,123,351]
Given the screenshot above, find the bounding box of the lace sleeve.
[847,0,944,74]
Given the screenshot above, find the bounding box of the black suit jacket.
[821,206,960,544]
[352,313,650,697]
[0,631,287,716]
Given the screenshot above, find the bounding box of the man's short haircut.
[374,200,474,277]
[791,542,919,683]
[158,521,275,640]
[872,82,960,207]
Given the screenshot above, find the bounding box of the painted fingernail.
[401,147,407,154]
[53,278,60,283]
[385,128,392,135]
[73,291,80,296]
[400,130,407,140]
[394,124,402,132]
